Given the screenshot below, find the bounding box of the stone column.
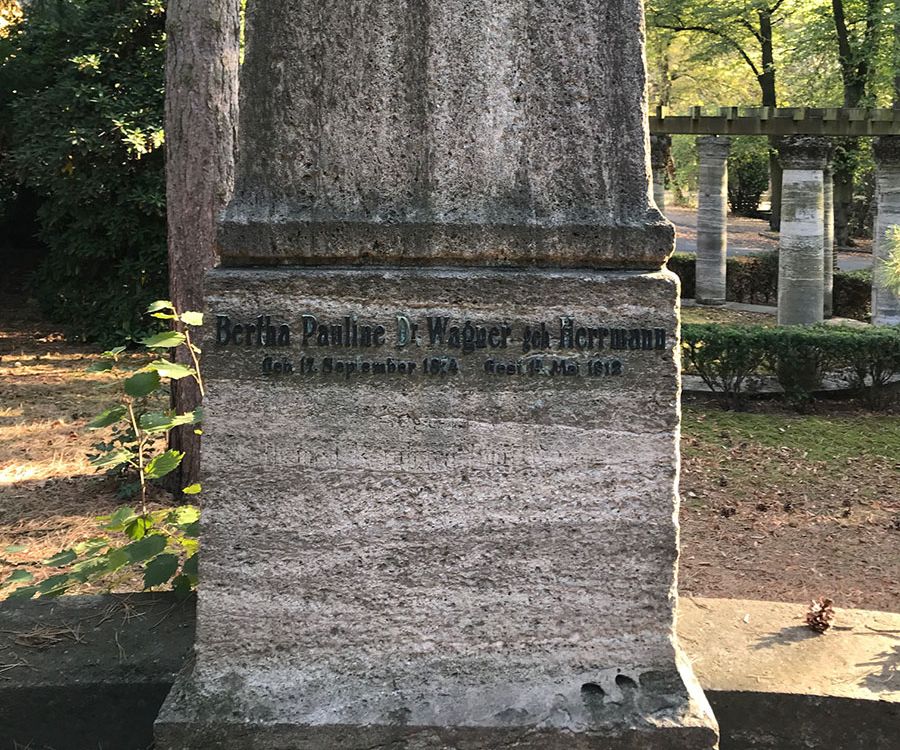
[155,3,719,749]
[823,158,835,318]
[650,134,670,213]
[696,135,730,305]
[872,136,900,325]
[777,136,828,325]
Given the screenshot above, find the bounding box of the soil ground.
[1,295,898,612]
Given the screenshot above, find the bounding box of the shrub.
[833,269,872,321]
[0,0,166,344]
[667,253,696,298]
[727,136,770,216]
[681,324,768,409]
[682,323,900,409]
[726,253,779,305]
[667,253,873,321]
[761,327,845,410]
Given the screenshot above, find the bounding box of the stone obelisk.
[156,2,719,748]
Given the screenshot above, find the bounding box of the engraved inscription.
[213,312,669,381]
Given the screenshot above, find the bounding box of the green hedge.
[667,253,872,321]
[682,323,900,409]
[0,0,166,344]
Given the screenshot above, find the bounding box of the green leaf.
[124,370,161,398]
[171,574,194,598]
[125,516,153,541]
[123,534,167,564]
[43,550,76,567]
[90,448,134,470]
[87,360,115,373]
[181,483,201,495]
[178,537,199,556]
[103,547,129,572]
[179,311,203,326]
[166,505,200,526]
[87,406,127,429]
[2,570,34,587]
[145,450,184,480]
[150,312,178,320]
[146,300,175,313]
[145,360,195,380]
[139,410,200,433]
[104,506,137,531]
[37,573,73,596]
[182,554,199,577]
[140,331,186,349]
[70,557,112,582]
[181,521,200,538]
[4,544,27,554]
[7,585,38,600]
[101,346,127,357]
[143,553,180,588]
[74,537,109,556]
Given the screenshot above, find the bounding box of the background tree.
[0,0,167,343]
[830,0,886,246]
[164,0,240,490]
[647,0,789,229]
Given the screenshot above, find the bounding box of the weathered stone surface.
[155,267,717,748]
[873,135,900,325]
[650,135,670,213]
[777,137,828,325]
[219,0,672,269]
[823,161,835,318]
[695,137,729,306]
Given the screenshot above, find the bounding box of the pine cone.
[805,597,835,633]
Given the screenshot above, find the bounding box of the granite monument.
[156,2,719,748]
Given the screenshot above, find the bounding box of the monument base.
[156,655,717,749]
[155,267,717,750]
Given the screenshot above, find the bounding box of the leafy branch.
[1,301,205,600]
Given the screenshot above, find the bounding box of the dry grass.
[0,301,171,595]
[680,405,900,612]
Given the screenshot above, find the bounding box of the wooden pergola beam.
[649,106,900,136]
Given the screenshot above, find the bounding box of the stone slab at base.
[156,651,717,749]
[155,267,716,749]
[156,692,717,750]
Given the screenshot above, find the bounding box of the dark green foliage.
[682,323,900,409]
[668,253,872,320]
[727,137,770,216]
[833,269,872,321]
[848,167,875,240]
[0,0,166,344]
[681,324,767,408]
[726,253,779,306]
[666,253,696,298]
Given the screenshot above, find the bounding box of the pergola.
[647,107,900,325]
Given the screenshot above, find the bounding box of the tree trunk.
[769,141,782,230]
[829,0,880,248]
[833,166,854,248]
[757,10,783,230]
[165,0,240,493]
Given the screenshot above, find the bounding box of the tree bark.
[165,0,240,492]
[757,9,783,231]
[830,0,882,247]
